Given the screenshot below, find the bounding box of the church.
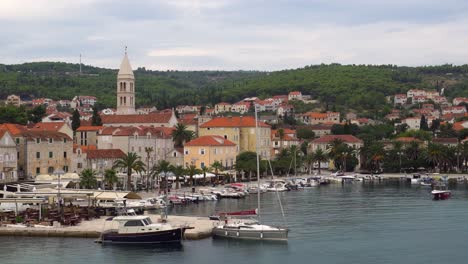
[101,50,178,127]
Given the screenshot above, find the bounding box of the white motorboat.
[265,180,289,192]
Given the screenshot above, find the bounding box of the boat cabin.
[112,216,170,234]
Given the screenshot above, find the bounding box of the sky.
[1,0,468,71]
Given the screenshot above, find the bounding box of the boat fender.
[260,232,263,238]
[225,231,228,236]
[237,232,239,237]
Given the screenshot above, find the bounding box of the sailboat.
[212,105,289,241]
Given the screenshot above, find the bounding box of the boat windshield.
[143,218,152,225]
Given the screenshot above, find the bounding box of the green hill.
[1,62,467,117]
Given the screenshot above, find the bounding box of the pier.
[0,215,215,240]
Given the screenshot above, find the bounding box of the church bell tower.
[116,48,136,115]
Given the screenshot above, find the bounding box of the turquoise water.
[1,182,468,264]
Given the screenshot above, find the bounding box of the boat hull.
[100,228,185,244]
[212,227,288,241]
[432,191,451,200]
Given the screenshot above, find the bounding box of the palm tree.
[169,165,185,189]
[153,160,172,193]
[305,153,314,175]
[201,166,211,185]
[172,123,195,148]
[113,152,146,191]
[277,128,285,151]
[186,164,201,187]
[327,139,346,171]
[144,147,154,190]
[313,148,328,174]
[103,169,118,190]
[80,169,98,189]
[211,160,223,182]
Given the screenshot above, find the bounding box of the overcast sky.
[2,0,468,71]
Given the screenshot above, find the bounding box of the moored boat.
[97,215,187,244]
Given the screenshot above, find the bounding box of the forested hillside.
[1,62,467,115]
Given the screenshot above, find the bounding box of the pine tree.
[420,115,429,131]
[91,107,102,126]
[72,109,81,131]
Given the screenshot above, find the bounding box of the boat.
[431,183,451,200]
[97,215,187,244]
[265,180,289,192]
[212,104,288,241]
[408,174,422,185]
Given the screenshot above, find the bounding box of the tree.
[91,107,102,126]
[71,109,81,131]
[313,148,328,174]
[420,115,429,131]
[426,143,444,172]
[201,166,211,185]
[172,123,195,148]
[211,160,223,183]
[103,169,118,190]
[186,164,201,186]
[27,105,46,123]
[80,169,97,189]
[236,151,257,181]
[113,152,146,191]
[170,165,185,189]
[296,127,315,140]
[144,147,154,190]
[153,160,172,193]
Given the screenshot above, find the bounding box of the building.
[288,91,302,101]
[442,106,466,115]
[86,149,126,175]
[42,112,72,124]
[453,120,468,131]
[71,96,97,109]
[308,124,333,137]
[453,97,468,106]
[76,126,103,147]
[407,89,426,98]
[298,112,340,125]
[199,116,271,159]
[116,50,136,115]
[276,104,294,118]
[401,117,421,130]
[0,129,18,183]
[166,148,184,167]
[432,138,458,147]
[18,131,72,179]
[6,94,21,107]
[184,135,237,169]
[101,111,178,127]
[73,145,96,174]
[136,106,157,115]
[271,129,300,157]
[309,135,363,169]
[413,95,428,104]
[29,122,73,140]
[230,102,250,114]
[394,94,407,105]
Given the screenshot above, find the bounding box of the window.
[200,148,205,155]
[124,220,144,227]
[36,152,40,159]
[64,152,67,158]
[213,148,217,154]
[63,166,69,172]
[36,138,40,144]
[64,138,67,143]
[201,162,205,168]
[184,150,189,155]
[49,152,53,158]
[77,163,82,169]
[36,167,40,174]
[16,138,19,144]
[49,138,53,144]
[48,167,54,174]
[224,135,227,139]
[173,152,177,157]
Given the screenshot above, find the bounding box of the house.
[230,102,250,114]
[73,145,97,174]
[71,96,97,109]
[166,148,184,167]
[179,113,198,135]
[453,97,468,106]
[288,91,302,101]
[271,95,288,104]
[42,112,72,124]
[413,96,428,104]
[433,96,448,104]
[308,124,333,137]
[6,94,21,107]
[17,131,72,179]
[432,138,458,147]
[29,122,73,140]
[136,106,157,115]
[394,94,407,105]
[385,113,400,121]
[401,117,421,130]
[0,129,18,183]
[199,116,271,159]
[58,100,71,107]
[453,121,468,131]
[276,104,294,118]
[425,91,439,99]
[32,98,53,106]
[309,135,363,169]
[346,112,358,121]
[442,106,466,115]
[299,112,340,125]
[214,102,232,114]
[407,89,426,98]
[271,129,300,157]
[101,111,178,127]
[184,135,237,169]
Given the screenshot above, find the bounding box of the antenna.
[125,46,127,54]
[79,53,82,75]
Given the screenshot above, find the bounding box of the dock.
[0,215,215,240]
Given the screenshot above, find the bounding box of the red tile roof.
[73,144,97,153]
[200,116,269,128]
[30,122,67,132]
[311,135,362,144]
[0,123,27,136]
[185,135,236,146]
[396,137,421,143]
[20,131,72,141]
[86,149,126,159]
[453,121,468,131]
[101,112,173,124]
[76,126,104,132]
[289,91,301,95]
[433,138,458,144]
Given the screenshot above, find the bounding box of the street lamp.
[53,169,65,219]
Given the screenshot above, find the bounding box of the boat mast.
[254,104,261,224]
